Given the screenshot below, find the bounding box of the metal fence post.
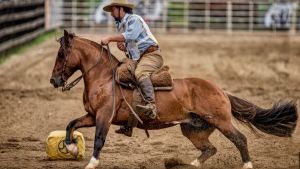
[89,0,94,32]
[249,1,254,32]
[290,2,298,35]
[205,0,210,32]
[71,1,77,31]
[42,0,300,34]
[184,0,189,33]
[162,0,168,33]
[227,0,232,34]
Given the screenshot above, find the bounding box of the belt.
[142,45,159,56]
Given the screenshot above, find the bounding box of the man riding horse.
[100,0,164,136]
[49,2,298,168]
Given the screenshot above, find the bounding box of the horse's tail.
[227,94,298,137]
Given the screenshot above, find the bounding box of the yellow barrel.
[46,130,85,160]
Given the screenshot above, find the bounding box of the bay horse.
[50,30,298,169]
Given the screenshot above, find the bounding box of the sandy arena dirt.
[0,32,300,169]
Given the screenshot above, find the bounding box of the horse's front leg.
[85,109,112,169]
[65,113,95,156]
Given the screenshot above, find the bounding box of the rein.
[106,45,116,124]
[60,44,117,124]
[60,43,144,126]
[61,47,104,92]
[106,45,143,124]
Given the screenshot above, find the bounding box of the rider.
[101,0,164,136]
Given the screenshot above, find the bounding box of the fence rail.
[46,0,299,34]
[1,0,299,54]
[0,0,44,10]
[0,0,45,53]
[0,8,44,24]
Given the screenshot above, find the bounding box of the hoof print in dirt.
[164,158,196,169]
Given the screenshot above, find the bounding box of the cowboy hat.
[103,0,135,12]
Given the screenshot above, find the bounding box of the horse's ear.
[69,33,75,39]
[64,29,75,41]
[64,29,69,38]
[63,29,74,47]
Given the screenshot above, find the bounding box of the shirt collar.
[117,13,130,31]
[121,13,130,23]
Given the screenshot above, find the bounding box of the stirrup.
[145,110,157,119]
[115,126,133,137]
[136,104,157,119]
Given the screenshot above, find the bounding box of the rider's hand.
[100,37,110,45]
[117,42,126,52]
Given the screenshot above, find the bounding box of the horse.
[50,30,298,169]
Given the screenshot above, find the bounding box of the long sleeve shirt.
[117,13,157,60]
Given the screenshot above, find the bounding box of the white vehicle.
[264,2,296,29]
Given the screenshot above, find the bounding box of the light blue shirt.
[117,14,157,60]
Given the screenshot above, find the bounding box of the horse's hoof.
[85,157,99,169]
[84,166,95,169]
[242,162,253,169]
[65,143,78,157]
[190,159,200,167]
[84,167,95,169]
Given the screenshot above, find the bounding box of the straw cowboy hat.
[103,0,135,12]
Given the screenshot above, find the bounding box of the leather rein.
[60,44,144,125]
[61,46,104,92]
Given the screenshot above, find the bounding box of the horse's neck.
[76,38,119,91]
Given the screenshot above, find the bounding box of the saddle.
[116,59,173,91]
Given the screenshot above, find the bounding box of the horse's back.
[165,77,227,101]
[155,77,231,122]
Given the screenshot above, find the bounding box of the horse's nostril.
[50,78,55,84]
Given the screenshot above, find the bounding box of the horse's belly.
[155,90,188,122]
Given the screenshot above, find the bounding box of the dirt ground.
[0,32,300,169]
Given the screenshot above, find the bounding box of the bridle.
[61,46,72,83]
[59,43,118,124]
[60,45,104,92]
[59,42,144,126]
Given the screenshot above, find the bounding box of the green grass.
[0,30,57,64]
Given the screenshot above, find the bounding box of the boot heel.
[115,126,133,137]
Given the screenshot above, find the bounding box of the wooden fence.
[47,0,299,34]
[0,0,45,53]
[0,0,299,54]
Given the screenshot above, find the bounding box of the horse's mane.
[58,34,120,64]
[76,37,103,51]
[58,33,102,52]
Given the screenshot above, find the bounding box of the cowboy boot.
[136,77,157,119]
[115,112,139,137]
[115,125,133,137]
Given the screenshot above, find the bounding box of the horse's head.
[50,30,80,88]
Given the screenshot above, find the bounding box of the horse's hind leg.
[180,123,216,167]
[215,121,253,169]
[65,113,95,156]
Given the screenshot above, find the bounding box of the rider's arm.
[102,35,126,51]
[122,16,143,43]
[101,16,142,45]
[101,34,125,45]
[107,34,125,42]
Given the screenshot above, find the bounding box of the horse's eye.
[58,52,64,58]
